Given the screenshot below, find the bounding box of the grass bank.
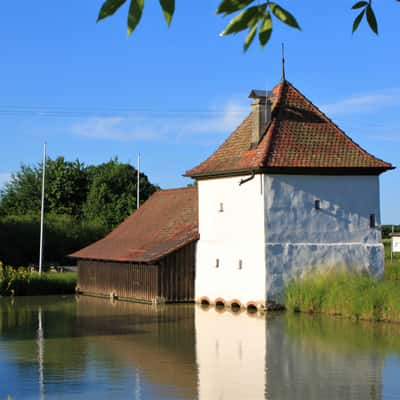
[284,239,400,322]
[285,271,400,322]
[0,262,76,296]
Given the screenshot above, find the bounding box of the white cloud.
[0,172,11,188]
[71,100,249,143]
[320,89,400,116]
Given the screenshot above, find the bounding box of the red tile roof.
[185,80,393,177]
[70,187,198,263]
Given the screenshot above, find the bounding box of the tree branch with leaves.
[97,0,393,51]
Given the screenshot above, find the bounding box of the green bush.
[0,262,76,296]
[0,213,107,266]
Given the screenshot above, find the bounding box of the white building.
[185,79,394,308]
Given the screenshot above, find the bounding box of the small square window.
[370,214,376,228]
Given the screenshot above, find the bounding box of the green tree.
[0,157,158,225]
[45,157,88,216]
[0,157,159,265]
[83,158,158,229]
[0,164,41,217]
[96,0,391,51]
[0,157,88,218]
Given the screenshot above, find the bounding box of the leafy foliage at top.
[96,0,394,51]
[97,0,175,35]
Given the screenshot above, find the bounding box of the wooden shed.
[70,187,198,303]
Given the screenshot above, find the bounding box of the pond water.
[0,296,399,400]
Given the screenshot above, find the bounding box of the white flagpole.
[39,143,46,275]
[137,153,140,209]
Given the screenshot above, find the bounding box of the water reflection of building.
[266,317,384,400]
[195,307,386,400]
[0,296,390,400]
[80,300,386,400]
[195,306,267,400]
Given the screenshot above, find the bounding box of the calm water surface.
[0,295,399,399]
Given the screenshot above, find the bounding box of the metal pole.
[137,153,140,209]
[39,143,46,274]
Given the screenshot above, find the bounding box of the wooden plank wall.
[77,241,196,303]
[78,260,159,302]
[159,242,196,302]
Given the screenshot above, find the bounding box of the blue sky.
[0,1,399,223]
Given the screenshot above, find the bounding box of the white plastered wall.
[264,174,384,302]
[195,174,266,306]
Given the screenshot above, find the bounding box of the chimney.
[248,90,274,148]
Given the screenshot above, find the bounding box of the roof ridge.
[258,80,288,167]
[285,81,393,169]
[157,186,197,193]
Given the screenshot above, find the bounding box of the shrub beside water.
[0,213,108,266]
[0,262,76,296]
[285,270,400,322]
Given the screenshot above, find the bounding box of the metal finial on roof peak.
[281,43,286,81]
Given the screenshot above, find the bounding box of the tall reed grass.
[285,270,400,322]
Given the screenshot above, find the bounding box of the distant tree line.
[0,157,159,266]
[382,225,400,239]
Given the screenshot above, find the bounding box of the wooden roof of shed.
[185,80,394,178]
[70,187,198,263]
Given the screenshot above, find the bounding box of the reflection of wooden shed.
[70,187,198,303]
[75,296,197,398]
